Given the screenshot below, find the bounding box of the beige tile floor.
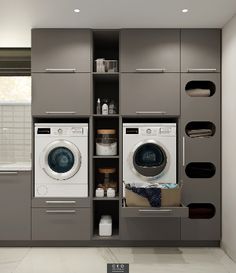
[0,247,235,273]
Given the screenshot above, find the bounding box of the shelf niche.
[185,81,216,97]
[185,162,216,178]
[188,203,216,219]
[185,121,216,138]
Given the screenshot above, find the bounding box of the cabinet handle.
[135,68,166,73]
[0,171,18,175]
[136,111,167,114]
[45,68,76,73]
[46,210,76,214]
[187,68,217,73]
[139,209,172,213]
[45,111,77,115]
[46,201,76,204]
[183,136,185,167]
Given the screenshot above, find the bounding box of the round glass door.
[48,147,74,173]
[133,142,167,178]
[41,140,81,180]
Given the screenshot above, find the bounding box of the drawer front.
[32,208,91,240]
[120,218,180,240]
[32,29,92,72]
[32,198,90,208]
[120,29,180,72]
[121,207,188,218]
[120,73,180,116]
[32,73,91,116]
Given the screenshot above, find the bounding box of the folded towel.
[187,88,211,97]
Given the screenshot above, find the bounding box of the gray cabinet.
[181,29,221,72]
[31,29,92,72]
[32,73,91,116]
[120,29,180,72]
[120,73,180,116]
[0,171,31,240]
[120,218,180,241]
[32,208,91,240]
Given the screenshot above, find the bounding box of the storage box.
[125,187,181,207]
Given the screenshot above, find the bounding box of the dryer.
[123,123,176,185]
[34,123,88,197]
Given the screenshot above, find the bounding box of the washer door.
[41,140,81,180]
[132,141,167,178]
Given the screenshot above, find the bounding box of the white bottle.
[102,100,108,115]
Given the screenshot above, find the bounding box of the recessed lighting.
[74,8,80,13]
[182,8,189,13]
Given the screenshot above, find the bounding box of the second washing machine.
[123,123,177,185]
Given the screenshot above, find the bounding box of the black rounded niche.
[188,203,216,219]
[185,162,216,178]
[185,81,216,97]
[185,121,216,138]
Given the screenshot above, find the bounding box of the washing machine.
[123,123,176,185]
[34,123,88,197]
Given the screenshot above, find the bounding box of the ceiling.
[0,0,236,47]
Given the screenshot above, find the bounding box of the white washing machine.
[34,123,88,197]
[123,123,176,185]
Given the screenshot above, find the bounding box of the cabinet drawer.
[120,29,180,72]
[120,73,180,116]
[181,29,221,73]
[32,198,90,208]
[32,29,92,72]
[32,73,91,116]
[120,218,180,240]
[121,206,188,218]
[32,208,91,240]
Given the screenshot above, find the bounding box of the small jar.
[96,129,117,156]
[98,167,117,193]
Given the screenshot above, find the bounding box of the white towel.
[187,88,211,97]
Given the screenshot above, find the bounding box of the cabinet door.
[120,29,180,72]
[181,29,221,72]
[120,218,180,241]
[120,73,180,116]
[32,73,91,116]
[32,208,91,240]
[32,29,92,72]
[0,172,31,240]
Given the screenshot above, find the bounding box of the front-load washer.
[34,123,88,197]
[123,123,176,185]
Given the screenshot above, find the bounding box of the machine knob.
[58,128,63,134]
[146,129,152,134]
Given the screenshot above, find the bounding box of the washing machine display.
[123,123,176,184]
[34,123,88,197]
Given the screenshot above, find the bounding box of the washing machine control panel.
[140,127,176,136]
[52,127,85,136]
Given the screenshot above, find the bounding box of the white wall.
[222,13,236,261]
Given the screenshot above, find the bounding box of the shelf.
[93,197,119,201]
[93,155,119,159]
[93,229,119,240]
[93,114,119,118]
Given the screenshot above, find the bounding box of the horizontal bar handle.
[45,68,76,73]
[0,171,18,175]
[187,68,217,72]
[135,68,166,72]
[46,210,76,214]
[139,209,173,213]
[136,111,167,114]
[0,68,30,70]
[45,111,77,115]
[46,201,76,204]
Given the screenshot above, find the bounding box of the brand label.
[107,263,129,273]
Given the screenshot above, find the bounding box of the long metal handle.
[135,68,166,73]
[136,111,167,114]
[183,136,185,167]
[139,209,172,213]
[0,171,18,175]
[45,68,76,73]
[46,210,76,214]
[46,201,76,204]
[45,111,77,115]
[187,68,217,73]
